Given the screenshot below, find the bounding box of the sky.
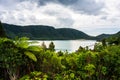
[0,0,120,36]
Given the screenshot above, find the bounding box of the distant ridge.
[96,34,112,41]
[2,23,119,40]
[2,23,95,40]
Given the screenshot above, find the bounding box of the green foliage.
[0,37,120,80]
[94,43,103,51]
[0,38,25,80]
[20,71,48,80]
[0,38,24,68]
[70,73,75,79]
[106,31,120,45]
[27,46,41,52]
[54,70,76,80]
[24,51,37,62]
[84,64,96,76]
[101,66,107,75]
[34,50,63,75]
[57,50,64,56]
[0,37,40,80]
[14,37,29,48]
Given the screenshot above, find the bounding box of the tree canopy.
[0,21,6,37]
[0,37,120,80]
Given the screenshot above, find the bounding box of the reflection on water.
[32,40,96,52]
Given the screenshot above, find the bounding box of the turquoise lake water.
[31,40,96,52]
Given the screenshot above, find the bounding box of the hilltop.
[2,23,94,40]
[2,23,119,40]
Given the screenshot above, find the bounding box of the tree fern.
[24,51,37,62]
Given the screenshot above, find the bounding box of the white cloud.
[101,0,120,19]
[0,1,59,26]
[0,0,120,36]
[0,2,74,27]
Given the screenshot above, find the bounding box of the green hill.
[106,31,120,45]
[2,23,94,40]
[96,34,112,41]
[2,23,119,40]
[56,28,93,39]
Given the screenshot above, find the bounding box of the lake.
[31,40,97,52]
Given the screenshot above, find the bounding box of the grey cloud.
[41,6,74,27]
[0,0,104,15]
[42,9,59,16]
[71,0,104,15]
[58,0,78,5]
[100,16,108,20]
[57,17,74,27]
[0,0,22,10]
[38,0,58,5]
[37,0,104,15]
[38,0,77,5]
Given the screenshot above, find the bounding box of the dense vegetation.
[2,23,95,40]
[0,37,120,80]
[1,21,120,79]
[106,31,120,45]
[0,21,6,37]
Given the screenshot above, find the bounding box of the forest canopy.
[0,37,120,80]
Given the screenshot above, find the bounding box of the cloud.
[57,17,74,28]
[0,0,120,36]
[0,1,74,27]
[38,0,77,5]
[37,0,104,15]
[70,0,104,15]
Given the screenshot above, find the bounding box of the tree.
[0,37,39,80]
[0,21,6,37]
[102,39,107,46]
[48,42,55,51]
[41,42,47,50]
[0,38,24,80]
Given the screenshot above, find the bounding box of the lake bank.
[31,40,97,52]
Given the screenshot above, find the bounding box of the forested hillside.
[2,23,119,40]
[106,31,120,45]
[2,23,94,40]
[96,34,112,41]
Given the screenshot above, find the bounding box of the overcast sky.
[0,0,120,36]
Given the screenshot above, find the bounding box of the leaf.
[70,73,75,79]
[19,75,30,80]
[24,51,37,62]
[18,42,29,49]
[28,46,41,52]
[101,66,107,75]
[14,37,29,49]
